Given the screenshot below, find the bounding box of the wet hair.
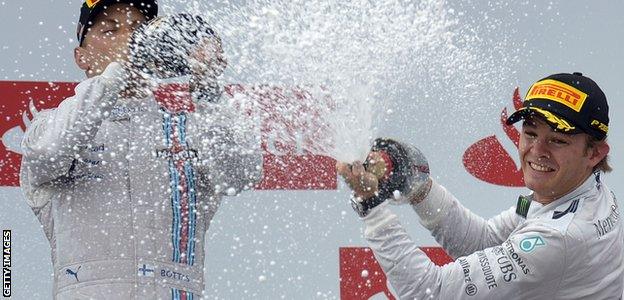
[585,135,612,173]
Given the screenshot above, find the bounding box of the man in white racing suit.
[337,72,622,299]
[20,1,262,299]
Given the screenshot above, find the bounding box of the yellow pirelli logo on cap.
[526,79,588,112]
[86,0,102,8]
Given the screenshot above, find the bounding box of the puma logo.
[65,266,81,282]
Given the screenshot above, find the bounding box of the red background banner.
[1,80,523,298]
[0,81,337,189]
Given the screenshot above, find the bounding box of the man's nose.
[529,138,551,158]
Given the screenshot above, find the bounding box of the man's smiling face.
[519,116,603,203]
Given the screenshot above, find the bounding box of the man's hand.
[189,36,227,79]
[336,160,380,200]
[188,36,227,101]
[338,139,433,208]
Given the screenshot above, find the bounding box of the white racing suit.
[20,62,262,299]
[363,174,623,299]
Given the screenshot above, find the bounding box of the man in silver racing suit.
[337,72,623,299]
[20,0,262,299]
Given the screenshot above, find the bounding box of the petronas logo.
[515,196,531,218]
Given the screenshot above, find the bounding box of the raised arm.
[413,181,521,258]
[20,62,128,187]
[338,138,521,258]
[364,205,564,299]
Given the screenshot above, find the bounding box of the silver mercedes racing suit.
[363,174,623,299]
[20,62,262,299]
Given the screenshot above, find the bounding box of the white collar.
[526,173,600,219]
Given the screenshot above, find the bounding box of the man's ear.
[74,47,90,72]
[590,140,610,167]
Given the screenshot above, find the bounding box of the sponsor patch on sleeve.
[519,236,545,253]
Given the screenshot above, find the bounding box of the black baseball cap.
[77,0,158,46]
[506,72,609,140]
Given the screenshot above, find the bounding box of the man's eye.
[548,138,568,145]
[523,131,537,138]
